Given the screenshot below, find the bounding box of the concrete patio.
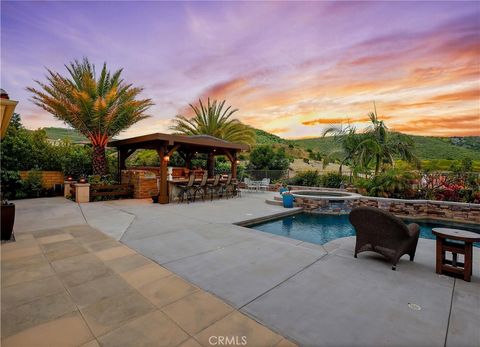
[4,193,480,346]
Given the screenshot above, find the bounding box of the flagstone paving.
[5,195,480,346]
[1,224,295,347]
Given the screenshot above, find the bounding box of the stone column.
[64,181,77,198]
[75,183,90,203]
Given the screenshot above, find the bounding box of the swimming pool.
[250,213,480,247]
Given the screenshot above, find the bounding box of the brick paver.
[1,225,296,347]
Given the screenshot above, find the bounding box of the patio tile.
[1,253,48,272]
[98,310,189,347]
[1,263,55,287]
[1,291,76,338]
[74,232,112,245]
[57,262,113,288]
[1,237,37,251]
[68,274,133,308]
[51,253,104,273]
[13,233,34,242]
[80,291,154,336]
[104,253,151,273]
[1,246,41,261]
[37,233,74,245]
[1,312,93,347]
[194,311,283,347]
[63,224,96,234]
[42,239,89,262]
[119,263,171,288]
[32,228,65,239]
[177,338,203,347]
[162,291,234,335]
[95,245,136,261]
[80,340,101,347]
[138,274,199,308]
[275,338,298,347]
[85,239,120,252]
[1,276,64,311]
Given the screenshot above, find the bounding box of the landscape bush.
[290,170,321,186]
[248,145,290,170]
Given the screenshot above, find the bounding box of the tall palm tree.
[357,104,419,175]
[322,125,364,176]
[170,98,255,174]
[28,58,153,175]
[170,98,255,145]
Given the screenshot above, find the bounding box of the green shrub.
[321,172,343,188]
[290,170,321,187]
[248,145,290,170]
[0,170,23,200]
[22,170,44,198]
[360,169,418,199]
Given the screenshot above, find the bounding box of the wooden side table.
[432,228,480,282]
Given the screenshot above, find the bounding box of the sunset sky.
[1,1,479,139]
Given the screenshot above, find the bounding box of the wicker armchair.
[349,207,420,270]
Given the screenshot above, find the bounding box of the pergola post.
[118,148,135,182]
[222,149,237,179]
[231,152,238,179]
[157,146,169,204]
[207,152,215,177]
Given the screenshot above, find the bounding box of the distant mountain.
[42,127,87,142]
[254,129,288,145]
[42,126,480,161]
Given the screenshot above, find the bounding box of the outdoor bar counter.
[168,175,232,202]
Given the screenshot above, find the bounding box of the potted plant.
[1,198,15,241]
[149,190,159,203]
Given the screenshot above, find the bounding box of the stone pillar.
[64,181,77,198]
[75,183,90,203]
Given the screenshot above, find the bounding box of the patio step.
[266,198,300,208]
[265,199,283,206]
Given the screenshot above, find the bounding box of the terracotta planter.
[1,203,15,241]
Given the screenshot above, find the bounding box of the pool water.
[250,213,480,247]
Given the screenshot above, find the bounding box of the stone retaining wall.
[353,198,480,223]
[268,184,480,224]
[121,170,158,199]
[19,170,64,189]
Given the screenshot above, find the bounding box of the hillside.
[254,129,288,145]
[42,126,480,161]
[292,135,480,161]
[43,127,87,142]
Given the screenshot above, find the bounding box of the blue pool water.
[250,213,480,247]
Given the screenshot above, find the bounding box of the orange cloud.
[392,114,480,136]
[302,114,394,126]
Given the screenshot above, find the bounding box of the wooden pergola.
[108,133,249,204]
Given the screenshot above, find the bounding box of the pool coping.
[234,207,303,227]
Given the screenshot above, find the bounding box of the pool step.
[265,199,283,206]
[265,198,300,207]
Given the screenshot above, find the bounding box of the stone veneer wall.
[121,170,158,199]
[262,184,480,224]
[352,198,480,224]
[19,170,64,189]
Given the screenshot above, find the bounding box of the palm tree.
[357,104,419,175]
[28,58,153,175]
[170,98,255,174]
[322,125,364,176]
[170,98,255,144]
